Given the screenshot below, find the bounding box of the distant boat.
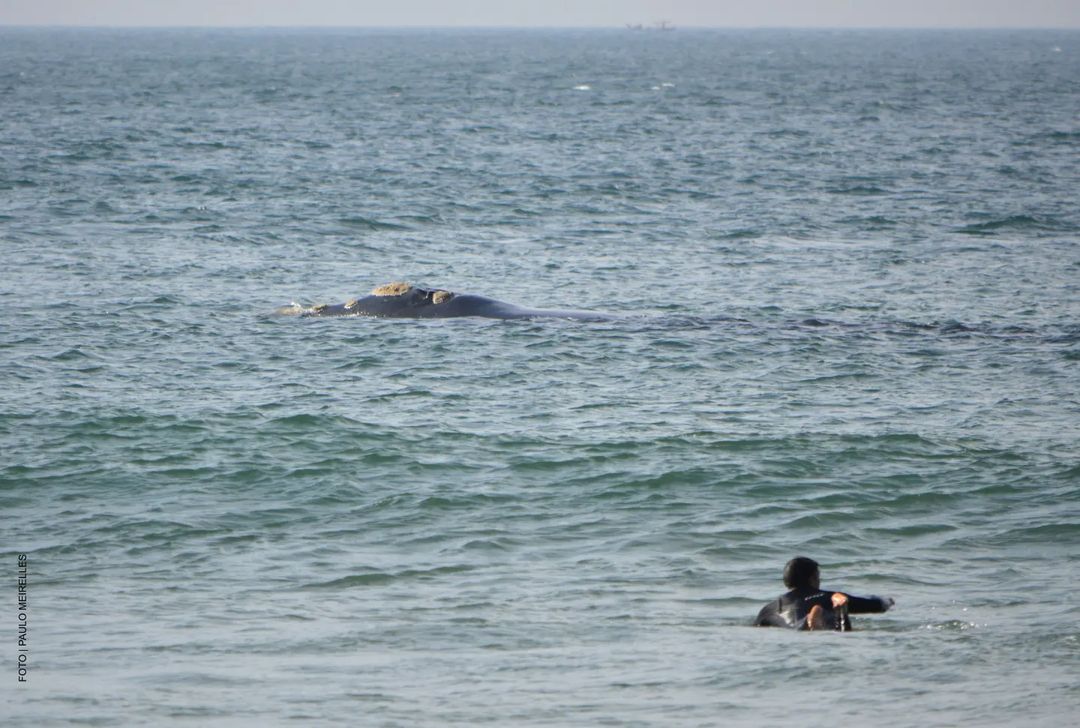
[624,21,676,31]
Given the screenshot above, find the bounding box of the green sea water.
[2,28,1079,726]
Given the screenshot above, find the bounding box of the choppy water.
[2,28,1079,726]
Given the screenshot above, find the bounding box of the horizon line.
[2,23,1078,31]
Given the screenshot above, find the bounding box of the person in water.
[754,556,894,631]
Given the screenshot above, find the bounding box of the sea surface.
[2,28,1079,726]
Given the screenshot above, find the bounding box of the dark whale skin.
[285,286,617,321]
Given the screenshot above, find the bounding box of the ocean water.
[2,27,1079,726]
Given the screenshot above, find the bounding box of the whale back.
[280,283,618,321]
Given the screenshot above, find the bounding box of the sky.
[1,0,1079,29]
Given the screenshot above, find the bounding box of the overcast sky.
[2,1,1079,29]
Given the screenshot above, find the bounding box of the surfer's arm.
[842,593,894,614]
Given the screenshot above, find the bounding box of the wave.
[956,214,1065,235]
[825,185,889,196]
[982,522,1080,546]
[1031,129,1080,144]
[302,564,476,589]
[336,216,411,231]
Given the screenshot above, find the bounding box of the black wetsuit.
[754,589,892,630]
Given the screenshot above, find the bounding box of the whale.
[277,282,619,321]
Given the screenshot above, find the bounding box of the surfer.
[754,556,894,631]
